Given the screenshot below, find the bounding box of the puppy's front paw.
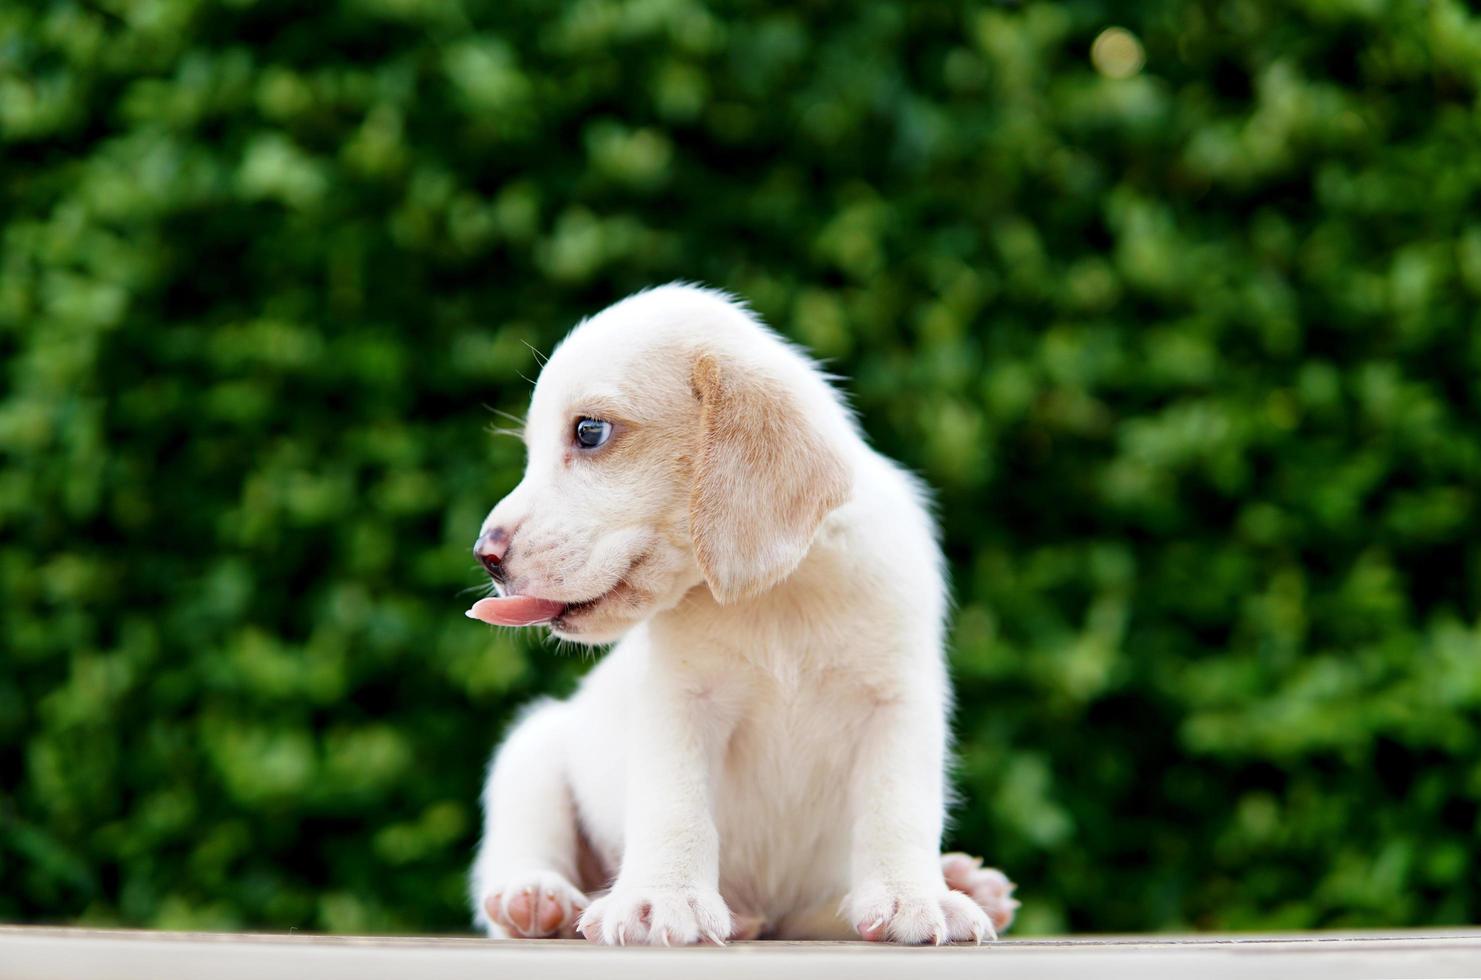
[578,885,732,946]
[942,852,1019,934]
[848,881,993,945]
[480,870,588,938]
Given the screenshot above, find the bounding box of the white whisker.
[520,340,549,366]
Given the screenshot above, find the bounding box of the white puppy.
[467,284,1017,945]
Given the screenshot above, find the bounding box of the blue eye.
[574,418,612,449]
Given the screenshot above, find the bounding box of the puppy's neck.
[650,517,860,658]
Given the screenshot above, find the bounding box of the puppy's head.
[472,286,853,644]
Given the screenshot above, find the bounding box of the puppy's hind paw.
[480,870,588,938]
[942,852,1019,934]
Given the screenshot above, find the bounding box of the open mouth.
[464,581,624,629]
[465,552,646,630]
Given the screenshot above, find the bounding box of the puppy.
[467,284,1017,944]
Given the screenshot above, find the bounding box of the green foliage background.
[4,0,1481,936]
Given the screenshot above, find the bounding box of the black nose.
[475,529,509,583]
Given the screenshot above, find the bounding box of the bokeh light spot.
[1091,27,1145,79]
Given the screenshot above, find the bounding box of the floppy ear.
[689,352,852,604]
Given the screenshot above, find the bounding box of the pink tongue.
[465,595,567,626]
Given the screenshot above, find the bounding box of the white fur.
[468,284,1002,945]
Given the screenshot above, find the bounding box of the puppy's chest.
[718,666,879,789]
[708,670,875,909]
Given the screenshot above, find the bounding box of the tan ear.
[689,353,852,604]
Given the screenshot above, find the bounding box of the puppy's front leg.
[578,653,733,946]
[847,690,993,944]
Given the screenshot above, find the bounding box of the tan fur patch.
[689,353,851,604]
